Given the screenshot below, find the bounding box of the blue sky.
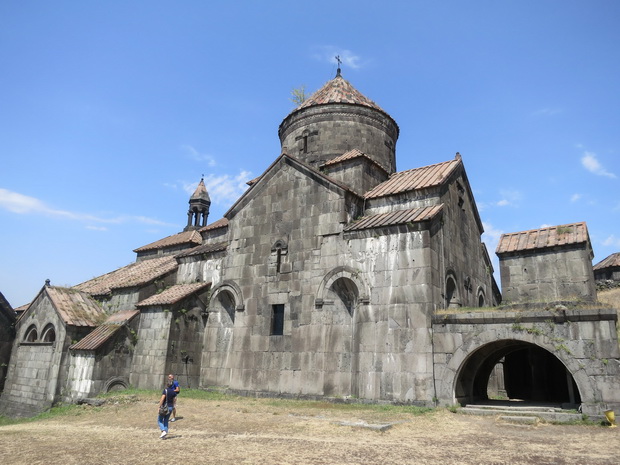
[1,1,618,307]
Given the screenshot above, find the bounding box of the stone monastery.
[1,69,619,418]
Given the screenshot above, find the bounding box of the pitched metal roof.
[46,286,107,327]
[593,252,620,270]
[136,282,210,308]
[69,309,140,351]
[496,222,590,255]
[296,75,385,113]
[321,148,389,174]
[364,157,461,199]
[199,217,228,232]
[175,241,228,258]
[344,205,443,231]
[133,229,202,253]
[75,256,178,296]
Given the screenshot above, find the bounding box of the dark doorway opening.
[455,340,581,408]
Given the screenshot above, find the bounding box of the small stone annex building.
[594,252,620,283]
[1,70,619,418]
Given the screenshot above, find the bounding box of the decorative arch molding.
[440,330,598,406]
[476,287,486,307]
[315,266,370,308]
[23,324,38,342]
[209,280,245,312]
[445,269,460,309]
[103,376,129,393]
[41,323,56,343]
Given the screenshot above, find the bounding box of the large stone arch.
[209,281,245,325]
[315,266,370,308]
[315,267,369,398]
[438,330,598,409]
[201,281,244,388]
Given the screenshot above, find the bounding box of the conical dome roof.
[295,74,386,113]
[191,178,210,203]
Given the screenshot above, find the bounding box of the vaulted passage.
[455,340,581,408]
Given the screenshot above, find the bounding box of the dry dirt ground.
[0,394,618,465]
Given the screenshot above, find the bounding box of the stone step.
[459,406,582,423]
[498,415,539,425]
[466,403,565,413]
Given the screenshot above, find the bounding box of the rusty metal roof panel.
[344,205,443,231]
[74,256,178,296]
[176,241,228,258]
[46,287,107,327]
[69,309,140,351]
[321,148,390,175]
[133,230,202,253]
[496,222,589,255]
[199,217,229,232]
[69,325,120,351]
[136,282,210,308]
[593,252,620,270]
[365,157,460,199]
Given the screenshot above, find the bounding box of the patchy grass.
[598,288,620,344]
[598,288,620,308]
[0,403,91,427]
[0,394,616,465]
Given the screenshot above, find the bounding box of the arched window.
[271,239,288,274]
[24,325,38,342]
[329,277,359,317]
[446,272,460,309]
[216,290,236,325]
[477,288,486,307]
[41,324,56,343]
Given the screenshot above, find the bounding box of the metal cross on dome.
[335,55,342,76]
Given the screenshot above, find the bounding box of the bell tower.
[184,178,211,231]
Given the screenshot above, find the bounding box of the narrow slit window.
[271,304,285,336]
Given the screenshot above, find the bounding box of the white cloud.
[312,46,364,70]
[602,235,620,247]
[570,193,581,202]
[183,170,253,206]
[0,188,173,228]
[0,188,71,216]
[581,152,617,178]
[495,189,522,207]
[181,145,217,167]
[482,221,504,245]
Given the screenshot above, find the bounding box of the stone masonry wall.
[500,247,597,304]
[130,308,172,389]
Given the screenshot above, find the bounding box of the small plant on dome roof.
[289,85,307,106]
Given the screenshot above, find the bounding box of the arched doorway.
[454,340,581,408]
[324,276,359,397]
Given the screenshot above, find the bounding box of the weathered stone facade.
[1,71,618,418]
[0,293,16,392]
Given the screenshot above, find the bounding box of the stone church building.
[1,70,618,418]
